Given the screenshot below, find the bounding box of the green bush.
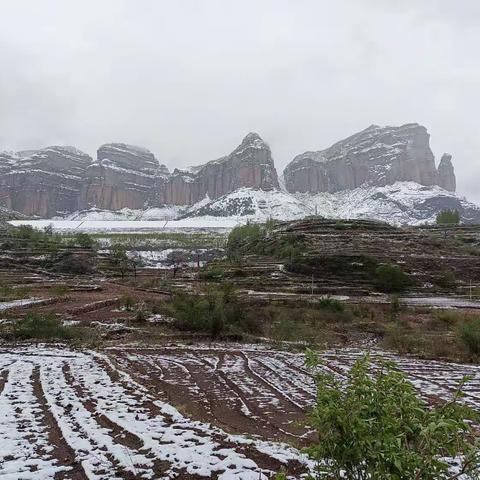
[13,313,74,341]
[374,264,409,293]
[3,224,64,252]
[226,223,264,258]
[314,297,344,313]
[170,285,259,338]
[198,266,225,280]
[458,318,480,357]
[304,351,480,479]
[72,232,96,249]
[436,209,460,225]
[121,295,136,311]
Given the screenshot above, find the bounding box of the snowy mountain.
[182,183,480,226]
[284,123,456,194]
[0,124,476,225]
[62,182,480,227]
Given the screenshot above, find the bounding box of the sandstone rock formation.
[0,133,279,216]
[437,153,456,192]
[283,123,456,194]
[82,143,159,211]
[0,147,92,217]
[158,132,279,205]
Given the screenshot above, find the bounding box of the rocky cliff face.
[283,124,456,194]
[0,133,279,216]
[157,132,279,205]
[82,143,159,210]
[437,153,456,192]
[0,147,92,217]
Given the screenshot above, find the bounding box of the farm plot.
[108,345,480,441]
[2,344,480,479]
[0,346,311,480]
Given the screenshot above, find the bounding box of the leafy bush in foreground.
[303,351,480,480]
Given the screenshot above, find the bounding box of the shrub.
[72,232,96,249]
[226,223,264,258]
[170,285,259,337]
[389,294,402,319]
[13,313,74,341]
[433,309,463,328]
[314,297,344,313]
[374,264,409,293]
[437,270,456,289]
[198,266,225,280]
[382,325,422,354]
[436,209,460,225]
[121,295,136,311]
[47,251,96,274]
[304,351,480,480]
[458,318,480,357]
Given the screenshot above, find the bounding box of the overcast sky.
[1,1,479,201]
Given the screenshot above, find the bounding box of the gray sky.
[1,1,479,201]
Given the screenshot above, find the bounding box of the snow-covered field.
[0,346,311,479]
[9,217,244,233]
[2,344,480,479]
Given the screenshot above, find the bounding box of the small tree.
[304,351,480,480]
[437,209,460,226]
[73,232,96,249]
[109,244,130,279]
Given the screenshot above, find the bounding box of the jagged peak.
[157,164,170,175]
[439,153,453,166]
[237,132,269,150]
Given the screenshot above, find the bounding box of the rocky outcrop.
[437,153,456,192]
[283,124,456,194]
[157,132,279,205]
[0,147,92,217]
[81,143,159,210]
[0,133,279,216]
[131,132,279,207]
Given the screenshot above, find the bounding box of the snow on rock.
[182,182,480,226]
[9,182,480,230]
